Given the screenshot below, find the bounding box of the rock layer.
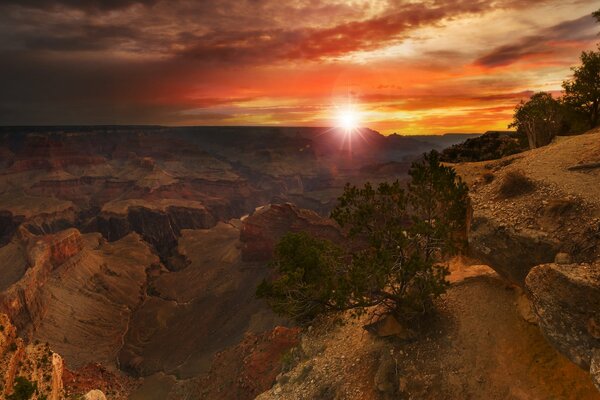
[0,313,65,400]
[455,130,600,287]
[240,203,344,262]
[526,262,600,390]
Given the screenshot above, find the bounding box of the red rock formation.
[198,326,300,400]
[240,203,344,262]
[63,363,136,399]
[37,228,84,268]
[0,313,66,400]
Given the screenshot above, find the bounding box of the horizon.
[0,124,495,136]
[0,1,597,134]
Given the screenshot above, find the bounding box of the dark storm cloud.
[177,1,500,64]
[0,0,595,126]
[0,0,543,60]
[21,24,139,51]
[475,14,598,67]
[0,0,158,11]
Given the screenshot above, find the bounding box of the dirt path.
[257,271,600,400]
[397,275,600,399]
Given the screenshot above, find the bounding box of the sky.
[0,0,597,134]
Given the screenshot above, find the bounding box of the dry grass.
[482,172,495,184]
[544,199,578,218]
[497,171,536,199]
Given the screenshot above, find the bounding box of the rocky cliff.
[454,127,600,391]
[240,203,344,262]
[527,261,600,391]
[455,129,600,286]
[0,313,64,400]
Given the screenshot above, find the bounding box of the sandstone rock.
[96,199,216,265]
[0,313,65,399]
[555,252,572,265]
[374,351,397,398]
[469,216,557,286]
[240,203,344,262]
[526,262,600,382]
[591,350,600,392]
[0,229,159,369]
[83,389,107,400]
[119,223,288,379]
[516,290,537,325]
[364,314,417,340]
[193,325,300,400]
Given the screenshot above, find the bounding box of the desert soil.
[258,264,600,400]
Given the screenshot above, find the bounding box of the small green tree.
[256,232,344,321]
[7,377,36,400]
[562,49,600,129]
[257,151,468,322]
[508,92,563,149]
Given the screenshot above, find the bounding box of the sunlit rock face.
[527,262,600,390]
[0,228,158,369]
[454,129,600,392]
[0,313,66,400]
[454,131,600,287]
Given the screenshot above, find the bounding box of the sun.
[337,107,360,132]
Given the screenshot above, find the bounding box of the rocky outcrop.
[240,203,344,262]
[191,326,300,400]
[0,229,83,329]
[62,363,136,399]
[0,194,77,240]
[0,313,65,400]
[455,130,600,287]
[95,200,215,266]
[469,218,557,284]
[118,222,286,379]
[526,261,600,390]
[0,211,24,246]
[0,228,159,370]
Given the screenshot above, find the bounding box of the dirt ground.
[396,275,599,400]
[257,267,600,400]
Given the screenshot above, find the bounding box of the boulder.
[364,314,415,339]
[469,217,558,286]
[526,262,600,387]
[555,252,572,265]
[374,351,397,398]
[83,389,107,400]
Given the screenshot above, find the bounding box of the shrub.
[256,233,344,321]
[441,131,528,162]
[482,172,495,184]
[498,171,535,199]
[545,199,578,217]
[7,377,36,400]
[258,151,468,322]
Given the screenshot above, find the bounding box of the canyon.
[0,125,598,399]
[0,126,470,399]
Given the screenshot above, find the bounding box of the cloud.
[0,0,158,11]
[165,1,502,64]
[475,14,597,67]
[0,0,595,131]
